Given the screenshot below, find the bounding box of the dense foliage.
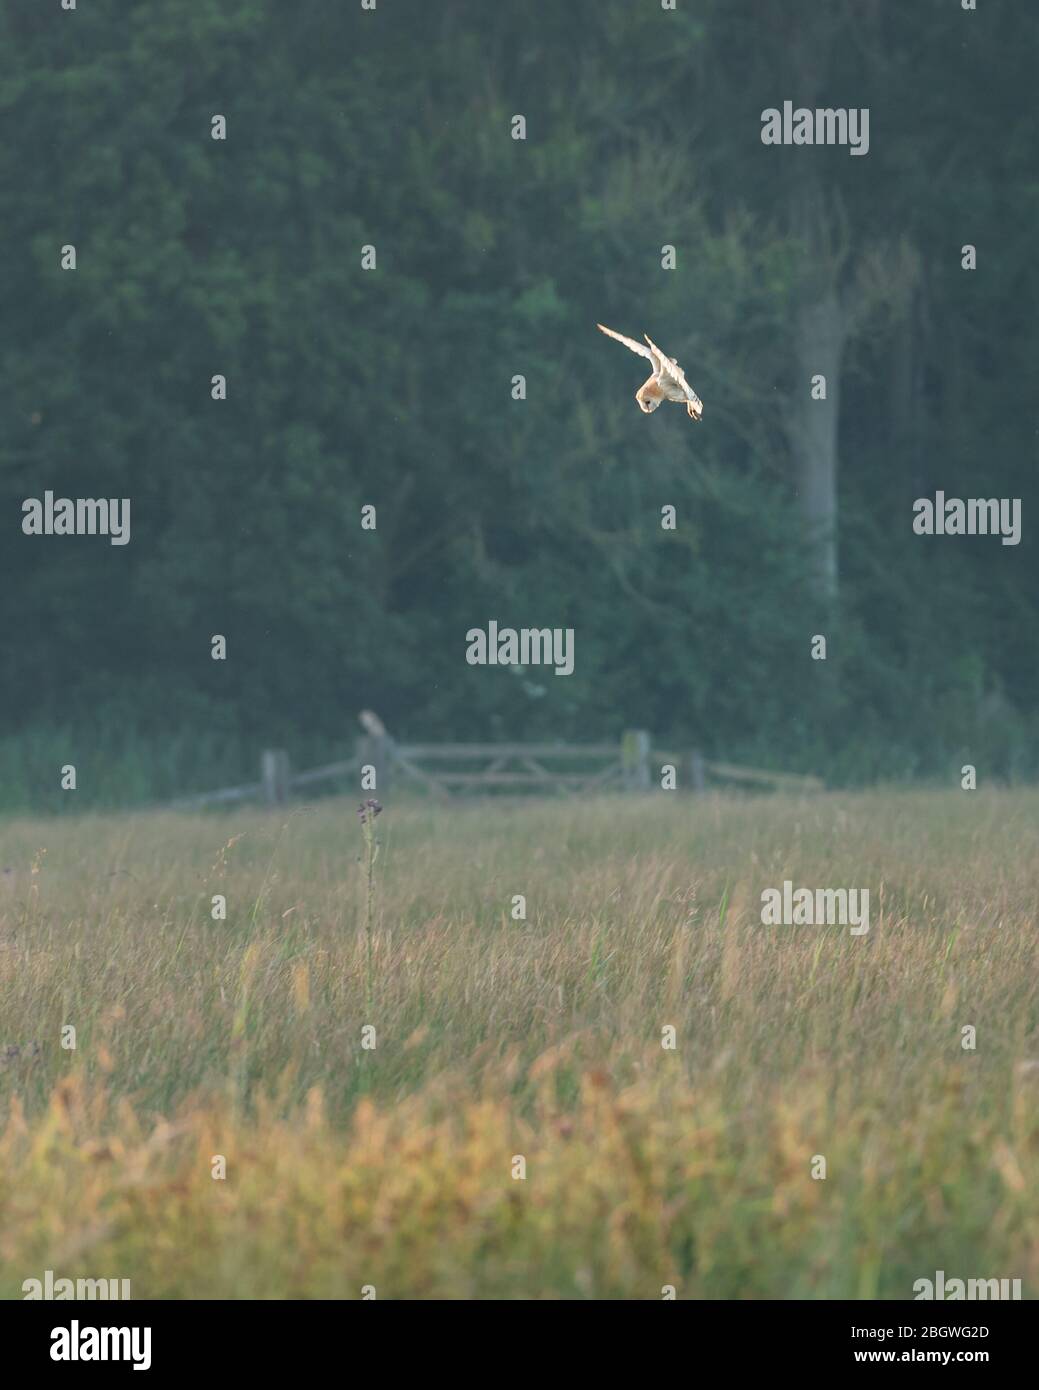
[1,0,1035,805]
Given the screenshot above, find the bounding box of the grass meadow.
[1,789,1037,1299]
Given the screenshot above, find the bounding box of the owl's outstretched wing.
[597,323,654,362]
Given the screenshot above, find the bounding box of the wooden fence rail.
[168,714,823,808]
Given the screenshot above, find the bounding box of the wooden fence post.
[686,749,707,793]
[621,729,651,791]
[261,749,291,805]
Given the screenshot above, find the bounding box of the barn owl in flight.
[596,323,703,420]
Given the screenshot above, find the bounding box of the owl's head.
[636,386,662,414]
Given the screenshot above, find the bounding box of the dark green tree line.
[0,0,1035,807]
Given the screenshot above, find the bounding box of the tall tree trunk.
[791,288,846,605]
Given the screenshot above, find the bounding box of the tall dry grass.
[1,789,1037,1297]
